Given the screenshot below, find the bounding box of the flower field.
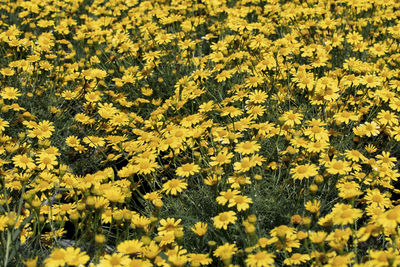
[1,0,400,266]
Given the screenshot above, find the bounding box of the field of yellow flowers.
[1,0,400,266]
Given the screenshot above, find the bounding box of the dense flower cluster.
[0,0,400,266]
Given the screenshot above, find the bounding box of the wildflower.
[365,144,378,154]
[213,211,237,230]
[347,32,362,45]
[210,150,234,166]
[162,179,187,195]
[330,203,363,226]
[308,231,327,244]
[334,110,359,124]
[216,189,241,206]
[362,122,380,137]
[65,136,81,147]
[377,110,398,126]
[0,118,9,132]
[158,218,183,236]
[98,253,131,267]
[248,90,268,103]
[1,87,21,100]
[283,253,310,265]
[246,251,275,267]
[325,227,352,251]
[134,159,159,175]
[204,174,221,186]
[36,151,57,170]
[337,181,363,199]
[83,136,105,148]
[326,159,351,175]
[213,243,237,261]
[290,164,318,180]
[377,206,400,232]
[191,222,208,237]
[128,259,152,267]
[364,189,392,208]
[235,141,260,155]
[326,252,355,267]
[188,253,213,266]
[303,125,330,142]
[44,248,66,267]
[12,154,36,170]
[228,195,253,211]
[362,75,382,88]
[233,157,255,172]
[220,105,243,117]
[117,239,144,255]
[176,163,200,177]
[64,247,89,266]
[376,151,397,168]
[344,149,366,162]
[305,200,321,214]
[167,246,188,266]
[22,257,38,267]
[279,110,303,127]
[368,249,400,266]
[143,241,161,259]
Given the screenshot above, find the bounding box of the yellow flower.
[248,90,268,103]
[213,211,237,230]
[36,151,57,170]
[188,253,213,266]
[283,253,310,265]
[326,252,355,267]
[64,247,89,266]
[128,259,153,267]
[304,200,321,214]
[162,179,187,195]
[213,243,237,261]
[337,181,362,199]
[330,203,363,226]
[233,157,255,172]
[65,136,81,148]
[279,110,303,127]
[191,222,208,237]
[0,118,9,132]
[216,189,241,206]
[143,241,161,259]
[12,154,36,170]
[158,218,183,236]
[176,163,200,177]
[133,159,160,175]
[364,189,392,208]
[22,257,38,267]
[235,141,260,155]
[1,87,21,100]
[44,248,66,267]
[377,110,398,126]
[117,239,144,255]
[228,195,253,211]
[83,135,105,148]
[308,231,327,244]
[290,164,318,180]
[98,253,131,267]
[246,251,275,267]
[210,150,234,166]
[326,159,351,175]
[377,206,400,232]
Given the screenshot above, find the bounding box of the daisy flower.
[162,179,187,195]
[290,164,319,180]
[176,163,200,177]
[213,211,237,230]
